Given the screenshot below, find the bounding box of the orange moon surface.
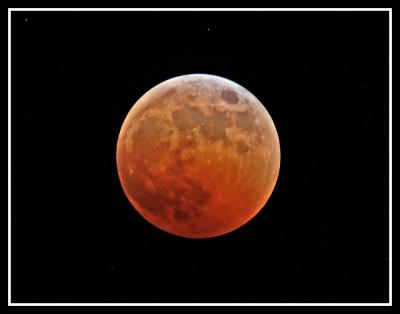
[116,74,280,238]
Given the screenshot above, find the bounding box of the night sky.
[11,11,389,303]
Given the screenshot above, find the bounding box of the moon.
[116,74,280,238]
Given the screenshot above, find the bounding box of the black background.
[12,11,389,303]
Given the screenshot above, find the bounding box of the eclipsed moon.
[116,74,280,238]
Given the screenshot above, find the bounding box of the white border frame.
[8,8,392,307]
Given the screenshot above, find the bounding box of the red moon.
[116,74,280,238]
